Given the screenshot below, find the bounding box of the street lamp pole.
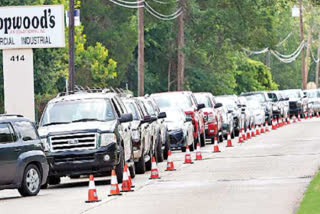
[68,0,75,93]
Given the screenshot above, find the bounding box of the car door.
[0,122,22,185]
[113,97,132,162]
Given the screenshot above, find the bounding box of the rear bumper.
[47,143,120,177]
[205,122,217,138]
[168,129,185,148]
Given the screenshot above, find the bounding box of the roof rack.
[0,114,24,118]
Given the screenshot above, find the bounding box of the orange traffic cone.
[246,126,251,139]
[256,125,260,135]
[298,114,301,121]
[238,129,243,143]
[213,136,221,152]
[272,119,276,130]
[166,150,176,171]
[293,115,297,123]
[317,112,319,118]
[126,164,134,188]
[150,157,161,179]
[226,132,233,147]
[287,115,291,124]
[121,164,133,192]
[243,128,247,141]
[265,121,269,132]
[305,113,308,120]
[184,145,194,164]
[85,175,100,203]
[310,112,313,119]
[195,143,203,160]
[260,123,265,134]
[108,170,122,196]
[251,125,256,137]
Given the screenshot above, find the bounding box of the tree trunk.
[305,28,312,86]
[316,32,320,87]
[168,61,172,91]
[138,7,144,96]
[177,0,185,91]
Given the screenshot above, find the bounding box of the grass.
[297,171,320,214]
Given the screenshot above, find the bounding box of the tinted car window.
[0,123,15,143]
[15,121,38,141]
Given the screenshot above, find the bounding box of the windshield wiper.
[42,122,70,127]
[71,118,104,123]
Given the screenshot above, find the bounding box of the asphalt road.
[1,118,320,214]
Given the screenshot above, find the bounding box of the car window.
[14,121,38,141]
[0,123,16,144]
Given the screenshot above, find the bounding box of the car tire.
[163,137,170,160]
[200,132,206,147]
[47,176,61,185]
[115,145,124,183]
[129,163,136,179]
[145,149,152,171]
[69,175,80,179]
[18,164,42,197]
[181,147,186,152]
[155,135,164,163]
[135,153,146,174]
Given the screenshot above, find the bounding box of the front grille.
[50,133,97,152]
[289,101,297,109]
[169,130,183,144]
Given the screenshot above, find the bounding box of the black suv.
[0,115,49,196]
[38,90,134,184]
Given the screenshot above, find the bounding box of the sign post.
[0,5,65,121]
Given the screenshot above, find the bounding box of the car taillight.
[185,111,195,123]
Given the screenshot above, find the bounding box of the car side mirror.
[197,103,205,110]
[303,95,307,98]
[150,116,158,122]
[158,112,167,119]
[214,103,223,109]
[185,115,193,122]
[242,104,246,107]
[119,113,133,123]
[228,110,233,114]
[237,104,242,108]
[141,115,151,124]
[285,97,289,101]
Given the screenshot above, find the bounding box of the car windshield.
[243,94,266,103]
[195,94,213,108]
[305,90,319,98]
[40,99,115,126]
[283,90,301,99]
[153,94,193,110]
[144,101,156,116]
[164,109,185,122]
[216,98,236,110]
[125,102,140,120]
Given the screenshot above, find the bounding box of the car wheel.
[181,147,186,152]
[18,164,42,197]
[145,149,152,171]
[135,153,146,174]
[163,136,170,160]
[129,163,136,179]
[115,145,124,183]
[200,132,206,147]
[47,176,61,185]
[155,135,164,163]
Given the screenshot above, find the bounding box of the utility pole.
[299,0,306,89]
[177,0,185,91]
[316,31,320,87]
[68,0,75,92]
[138,5,144,96]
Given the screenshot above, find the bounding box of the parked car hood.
[38,121,117,137]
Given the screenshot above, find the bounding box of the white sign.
[3,49,35,121]
[66,9,81,27]
[0,5,65,49]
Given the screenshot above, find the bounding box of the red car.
[194,92,223,143]
[151,91,206,146]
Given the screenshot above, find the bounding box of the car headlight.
[100,133,117,147]
[40,137,49,152]
[131,129,140,142]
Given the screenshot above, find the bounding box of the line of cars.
[1,87,320,197]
